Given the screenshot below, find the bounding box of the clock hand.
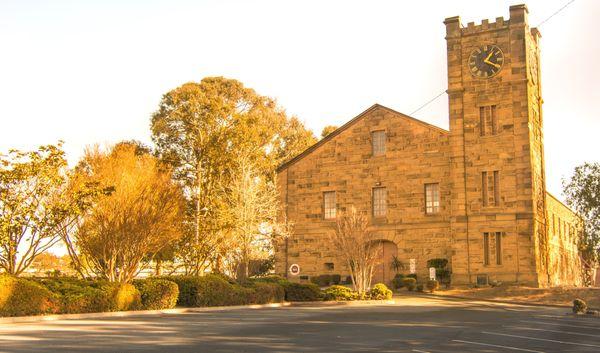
[484,60,501,69]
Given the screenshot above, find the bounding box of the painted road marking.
[521,320,600,331]
[411,350,430,353]
[481,331,600,348]
[452,339,545,353]
[506,325,600,338]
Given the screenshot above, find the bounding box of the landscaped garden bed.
[0,274,393,317]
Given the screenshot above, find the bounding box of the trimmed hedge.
[573,298,587,314]
[369,283,392,300]
[281,282,321,302]
[133,278,179,310]
[402,278,417,291]
[0,275,60,317]
[34,277,141,313]
[160,274,286,307]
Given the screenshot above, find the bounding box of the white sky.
[1,0,599,201]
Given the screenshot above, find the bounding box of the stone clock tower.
[444,5,548,286]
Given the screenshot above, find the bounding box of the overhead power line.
[408,0,577,117]
[410,90,447,115]
[536,0,575,27]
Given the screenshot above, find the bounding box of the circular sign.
[289,264,300,276]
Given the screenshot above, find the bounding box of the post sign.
[429,267,436,281]
[409,259,416,274]
[289,264,300,276]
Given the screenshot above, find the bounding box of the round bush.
[573,298,587,314]
[369,283,393,300]
[322,285,357,301]
[247,282,285,304]
[134,278,179,310]
[392,274,405,290]
[282,282,321,301]
[0,275,60,317]
[426,279,439,293]
[94,282,142,311]
[402,278,417,291]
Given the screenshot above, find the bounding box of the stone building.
[275,5,583,287]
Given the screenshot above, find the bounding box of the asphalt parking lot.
[1,295,598,353]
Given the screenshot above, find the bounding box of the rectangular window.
[495,232,502,265]
[371,130,386,156]
[493,171,500,206]
[483,233,490,266]
[482,171,488,207]
[482,171,499,207]
[425,183,440,214]
[372,187,387,217]
[484,232,502,266]
[479,105,498,136]
[323,191,336,219]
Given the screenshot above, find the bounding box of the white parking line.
[521,320,600,331]
[452,339,545,352]
[481,331,600,348]
[411,349,430,353]
[506,325,600,338]
[535,314,600,324]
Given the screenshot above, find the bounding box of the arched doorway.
[371,240,398,286]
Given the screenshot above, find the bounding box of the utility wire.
[536,0,575,27]
[409,0,576,117]
[410,90,447,115]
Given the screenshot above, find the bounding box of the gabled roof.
[277,103,448,172]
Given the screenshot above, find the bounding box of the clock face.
[468,44,504,78]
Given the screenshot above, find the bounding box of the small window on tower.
[479,105,498,136]
[482,171,500,207]
[371,130,386,156]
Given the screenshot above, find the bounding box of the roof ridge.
[277,103,447,172]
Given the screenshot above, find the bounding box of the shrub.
[0,275,60,317]
[426,280,439,293]
[331,274,342,285]
[322,285,357,301]
[406,274,417,280]
[426,258,448,269]
[369,283,392,300]
[310,274,332,287]
[402,277,417,291]
[133,278,179,310]
[246,282,285,304]
[343,275,353,285]
[392,274,405,289]
[573,298,587,314]
[94,282,142,311]
[282,282,321,301]
[416,284,424,292]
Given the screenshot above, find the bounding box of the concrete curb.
[399,291,573,309]
[0,299,395,324]
[0,302,292,324]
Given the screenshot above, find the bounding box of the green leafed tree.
[150,77,315,274]
[0,143,101,276]
[563,162,600,266]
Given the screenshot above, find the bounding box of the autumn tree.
[563,162,600,266]
[69,143,185,283]
[321,125,339,139]
[328,207,381,295]
[0,143,100,276]
[150,77,315,274]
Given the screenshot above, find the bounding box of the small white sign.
[409,259,416,274]
[289,264,300,276]
[429,267,436,281]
